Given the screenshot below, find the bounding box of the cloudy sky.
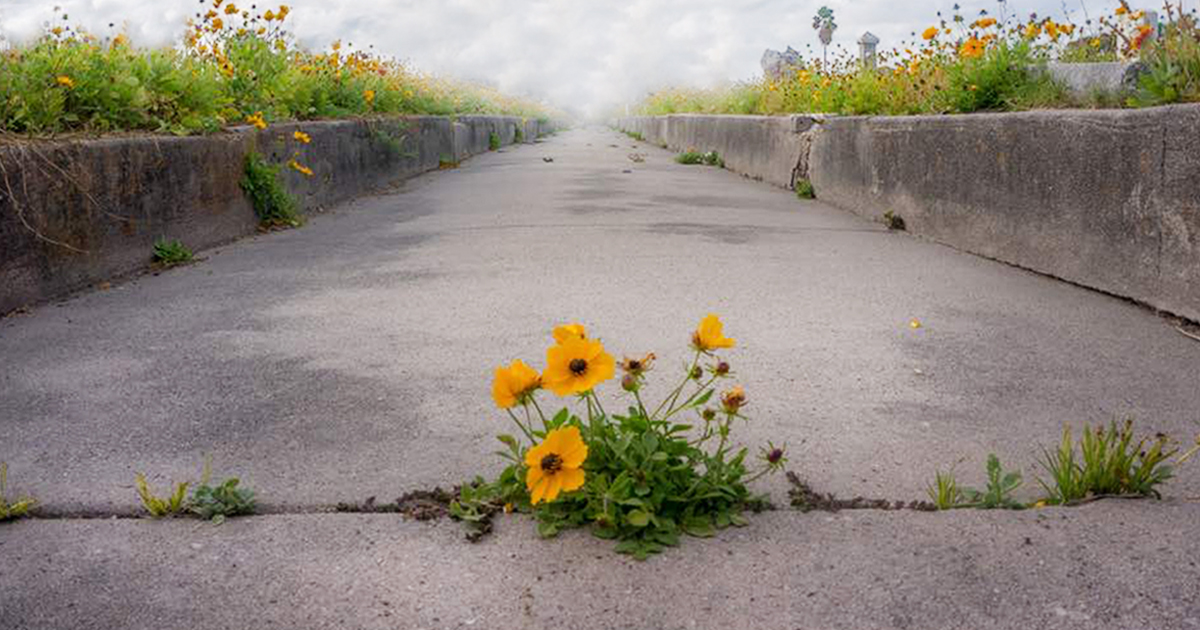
[0,0,1149,117]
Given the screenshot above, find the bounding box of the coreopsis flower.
[972,17,997,29]
[363,89,375,104]
[287,159,313,176]
[959,37,986,58]
[55,75,75,88]
[692,314,735,352]
[246,112,267,129]
[293,130,310,144]
[552,323,587,344]
[491,359,540,409]
[524,426,587,504]
[922,26,939,40]
[721,386,747,414]
[542,337,615,396]
[618,352,655,377]
[224,4,238,14]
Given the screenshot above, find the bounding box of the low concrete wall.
[617,114,818,189]
[0,116,551,312]
[616,106,1200,322]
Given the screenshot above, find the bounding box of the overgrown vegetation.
[240,151,301,228]
[675,150,722,166]
[488,131,501,151]
[635,2,1199,117]
[0,463,36,522]
[152,238,193,266]
[0,6,553,136]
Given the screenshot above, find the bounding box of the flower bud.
[621,374,638,392]
[767,448,784,464]
[690,366,703,380]
[715,361,730,376]
[702,409,716,421]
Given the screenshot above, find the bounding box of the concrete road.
[2,127,1199,629]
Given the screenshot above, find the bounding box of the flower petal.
[530,476,550,504]
[557,467,585,493]
[542,473,562,503]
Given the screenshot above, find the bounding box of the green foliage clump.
[513,125,524,144]
[488,131,501,151]
[926,467,965,510]
[152,238,193,266]
[0,463,36,522]
[135,473,189,518]
[1038,420,1177,505]
[190,478,256,523]
[240,151,301,228]
[795,179,815,200]
[1131,7,1200,106]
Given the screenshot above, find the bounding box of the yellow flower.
[293,130,310,144]
[524,426,587,504]
[552,323,587,344]
[55,75,75,88]
[721,386,747,413]
[246,112,267,129]
[542,337,615,396]
[224,3,238,14]
[277,5,290,19]
[1033,500,1048,509]
[960,36,986,58]
[1024,22,1042,39]
[910,318,922,329]
[692,314,735,352]
[972,17,997,29]
[491,359,540,409]
[287,159,313,176]
[210,17,223,32]
[51,26,64,36]
[922,26,939,41]
[363,89,375,104]
[1115,6,1128,15]
[264,10,275,21]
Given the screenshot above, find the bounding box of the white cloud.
[0,0,1143,117]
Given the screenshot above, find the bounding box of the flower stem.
[506,408,536,444]
[529,397,550,431]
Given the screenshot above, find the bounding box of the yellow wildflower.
[960,36,986,58]
[524,426,587,504]
[363,89,375,104]
[246,111,267,129]
[972,17,997,29]
[287,159,313,176]
[692,314,735,352]
[55,75,75,88]
[491,359,541,409]
[210,17,223,32]
[1024,22,1042,39]
[922,26,940,40]
[293,130,311,144]
[542,337,615,396]
[51,26,64,36]
[552,323,587,344]
[224,3,238,14]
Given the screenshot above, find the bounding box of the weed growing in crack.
[961,454,1025,509]
[152,238,193,267]
[0,463,36,522]
[1037,420,1177,505]
[926,466,966,510]
[883,210,906,231]
[135,473,190,518]
[795,179,816,200]
[463,315,786,559]
[241,151,302,229]
[489,131,501,151]
[675,150,705,165]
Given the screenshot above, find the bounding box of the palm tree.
[812,6,838,66]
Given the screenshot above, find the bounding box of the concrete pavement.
[1,126,1199,629]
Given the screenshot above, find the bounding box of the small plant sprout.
[241,152,302,229]
[152,238,193,266]
[675,150,705,165]
[1037,420,1178,505]
[189,457,256,524]
[926,466,965,510]
[135,473,190,518]
[0,463,36,521]
[961,454,1024,509]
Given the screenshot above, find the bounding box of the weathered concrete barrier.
[616,106,1200,322]
[618,114,819,189]
[0,115,551,313]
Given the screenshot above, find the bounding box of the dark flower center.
[540,453,563,473]
[569,358,588,375]
[628,360,642,370]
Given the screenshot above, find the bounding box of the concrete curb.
[615,107,1199,323]
[0,115,552,313]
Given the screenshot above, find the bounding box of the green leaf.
[683,517,715,538]
[626,510,651,527]
[536,521,559,538]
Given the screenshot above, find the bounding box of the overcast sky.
[0,0,1154,117]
